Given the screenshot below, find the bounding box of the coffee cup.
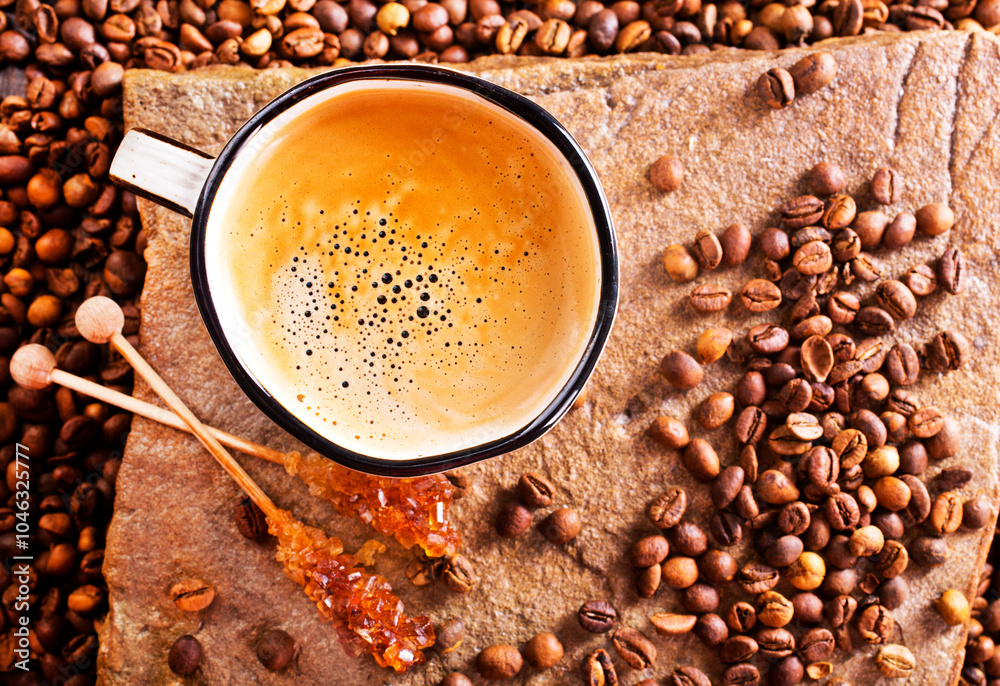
[110,63,618,476]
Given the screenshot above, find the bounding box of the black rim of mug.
[190,63,618,477]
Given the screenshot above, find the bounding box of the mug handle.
[110,128,215,218]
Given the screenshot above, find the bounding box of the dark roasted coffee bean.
[720,635,758,663]
[799,627,834,662]
[884,211,916,249]
[738,562,779,594]
[926,416,960,458]
[711,511,743,547]
[669,666,712,686]
[825,493,860,531]
[962,495,993,529]
[579,600,617,633]
[700,550,738,584]
[780,378,813,414]
[764,535,803,568]
[496,501,532,537]
[938,247,966,294]
[925,330,969,371]
[792,592,824,624]
[825,595,857,627]
[712,466,745,509]
[900,474,931,523]
[827,291,860,325]
[758,230,787,261]
[169,635,202,675]
[854,306,895,336]
[755,627,795,659]
[909,536,948,567]
[722,663,761,686]
[669,521,709,557]
[779,268,817,301]
[684,439,720,481]
[809,162,845,195]
[694,613,729,647]
[683,583,720,614]
[726,601,757,633]
[693,230,723,269]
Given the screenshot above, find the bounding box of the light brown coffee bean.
[876,644,915,678]
[612,626,656,669]
[930,492,963,533]
[170,578,215,612]
[788,51,837,94]
[740,278,782,312]
[477,644,522,680]
[915,202,954,235]
[630,535,669,567]
[693,230,723,269]
[650,612,697,636]
[696,392,734,430]
[660,350,702,389]
[663,243,699,282]
[696,327,733,364]
[908,406,944,438]
[648,416,689,449]
[651,155,684,192]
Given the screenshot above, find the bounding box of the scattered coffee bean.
[648,487,687,528]
[630,534,669,567]
[612,626,656,669]
[660,349,704,389]
[938,246,966,295]
[541,507,581,543]
[720,223,752,267]
[876,644,916,678]
[578,600,617,633]
[663,243,700,282]
[651,155,684,192]
[757,67,794,109]
[697,327,734,363]
[580,648,616,686]
[684,439,721,481]
[496,501,533,537]
[915,202,954,235]
[476,644,523,680]
[256,629,296,671]
[788,51,837,94]
[690,283,733,313]
[517,472,555,508]
[169,578,215,612]
[523,632,563,670]
[168,635,202,676]
[434,617,466,654]
[650,612,697,636]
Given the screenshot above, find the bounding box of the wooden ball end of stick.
[76,296,125,343]
[9,344,57,390]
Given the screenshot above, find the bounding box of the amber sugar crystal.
[284,451,461,558]
[269,508,435,671]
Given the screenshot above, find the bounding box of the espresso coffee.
[204,80,601,460]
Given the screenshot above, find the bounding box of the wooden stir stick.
[74,296,277,519]
[9,343,286,465]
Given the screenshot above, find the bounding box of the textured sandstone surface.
[99,30,1000,685]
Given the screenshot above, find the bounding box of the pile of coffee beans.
[612,162,980,684]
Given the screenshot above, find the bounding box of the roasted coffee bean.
[909,537,948,572]
[683,439,720,481]
[748,323,789,355]
[848,525,884,557]
[886,388,919,417]
[694,613,729,647]
[786,552,826,591]
[873,476,911,512]
[443,554,478,593]
[876,280,917,320]
[809,163,845,196]
[874,540,909,579]
[872,167,902,204]
[434,617,466,654]
[900,474,931,523]
[477,644,523,680]
[683,583,719,614]
[517,472,555,508]
[756,469,799,505]
[789,52,837,94]
[636,562,661,598]
[720,635,758,663]
[756,590,794,627]
[903,263,938,297]
[630,535,670,567]
[884,211,916,249]
[669,666,712,686]
[800,336,833,383]
[648,487,687,528]
[735,406,767,444]
[711,511,743,547]
[740,278,782,312]
[580,649,617,686]
[670,521,709,557]
[651,612,697,635]
[697,327,733,364]
[792,240,832,275]
[722,662,761,686]
[612,626,656,669]
[235,496,268,540]
[780,196,824,230]
[764,534,803,568]
[778,502,811,537]
[786,413,823,442]
[825,492,860,531]
[926,416,960,458]
[496,501,532,537]
[878,576,908,610]
[876,644,916,678]
[650,155,684,192]
[170,578,215,612]
[726,601,757,633]
[690,283,733,313]
[908,405,944,438]
[856,603,893,644]
[720,223,752,267]
[648,415,690,449]
[712,466,744,509]
[737,562,780,594]
[578,600,617,633]
[799,627,834,662]
[755,626,795,659]
[256,629,296,671]
[792,593,824,624]
[757,68,794,109]
[697,392,735,430]
[660,349,703,389]
[851,252,885,282]
[169,635,202,675]
[897,442,928,476]
[930,491,963,533]
[938,247,966,295]
[854,306,895,336]
[779,268,817,301]
[541,507,581,543]
[522,632,562,670]
[827,291,860,325]
[692,230,723,269]
[885,343,919,386]
[700,549,738,584]
[962,496,993,530]
[803,446,838,489]
[915,202,954,235]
